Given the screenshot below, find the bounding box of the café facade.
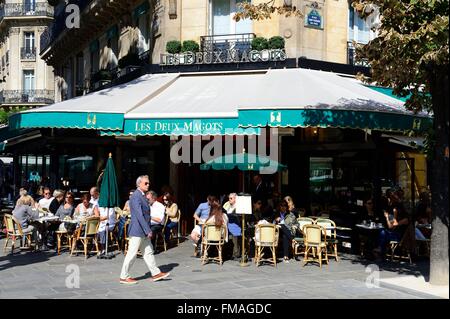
[0,58,432,227]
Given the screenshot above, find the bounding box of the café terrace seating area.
[1,203,431,268]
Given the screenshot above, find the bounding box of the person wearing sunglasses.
[119,175,170,285]
[56,192,75,220]
[38,187,54,211]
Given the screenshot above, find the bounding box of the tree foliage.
[233,0,303,21]
[351,0,449,114]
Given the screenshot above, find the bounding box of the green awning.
[7,70,434,137]
[0,125,40,153]
[238,109,432,132]
[101,118,260,136]
[106,25,118,40]
[90,40,99,52]
[9,112,124,131]
[365,85,410,102]
[133,1,150,19]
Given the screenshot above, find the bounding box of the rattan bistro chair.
[387,224,414,264]
[303,224,329,268]
[254,224,280,267]
[201,224,227,265]
[56,229,73,255]
[316,218,339,261]
[170,209,182,246]
[3,214,34,253]
[155,214,169,252]
[292,217,315,258]
[70,217,100,258]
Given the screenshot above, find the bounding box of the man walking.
[119,175,170,284]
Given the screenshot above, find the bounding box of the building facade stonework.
[0,0,55,110]
[39,0,375,102]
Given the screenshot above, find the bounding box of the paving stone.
[0,237,432,299]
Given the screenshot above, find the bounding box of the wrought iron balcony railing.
[0,2,54,19]
[347,41,370,67]
[0,90,54,104]
[21,47,36,60]
[200,33,256,53]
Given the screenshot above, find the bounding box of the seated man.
[147,190,165,249]
[190,195,215,248]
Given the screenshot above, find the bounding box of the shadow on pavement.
[0,250,54,271]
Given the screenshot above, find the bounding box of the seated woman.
[56,192,75,220]
[73,193,97,221]
[56,192,75,232]
[12,195,40,246]
[163,193,179,241]
[204,202,229,242]
[284,196,299,218]
[223,193,242,260]
[122,190,134,216]
[273,200,299,263]
[49,189,65,216]
[375,192,409,257]
[117,190,134,242]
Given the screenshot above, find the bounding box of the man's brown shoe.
[120,277,138,285]
[152,272,170,282]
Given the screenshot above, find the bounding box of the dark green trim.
[90,40,99,52]
[107,25,118,39]
[133,1,150,19]
[238,109,432,133]
[9,112,124,130]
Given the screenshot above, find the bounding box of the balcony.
[0,2,54,20]
[347,41,369,67]
[200,33,256,54]
[0,90,54,104]
[40,0,129,64]
[21,47,36,61]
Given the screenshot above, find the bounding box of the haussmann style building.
[0,0,432,233]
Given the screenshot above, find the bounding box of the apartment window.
[136,14,150,54]
[348,6,376,44]
[24,32,35,52]
[210,0,252,35]
[23,70,35,92]
[24,0,36,13]
[89,40,99,74]
[75,53,84,91]
[106,26,119,69]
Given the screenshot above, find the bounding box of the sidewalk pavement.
[0,236,443,299]
[378,275,449,299]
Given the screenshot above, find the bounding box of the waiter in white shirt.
[146,190,166,248]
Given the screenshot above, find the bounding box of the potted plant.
[268,36,285,50]
[251,37,269,51]
[180,40,199,64]
[251,37,270,60]
[268,36,286,60]
[182,40,200,53]
[166,40,182,54]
